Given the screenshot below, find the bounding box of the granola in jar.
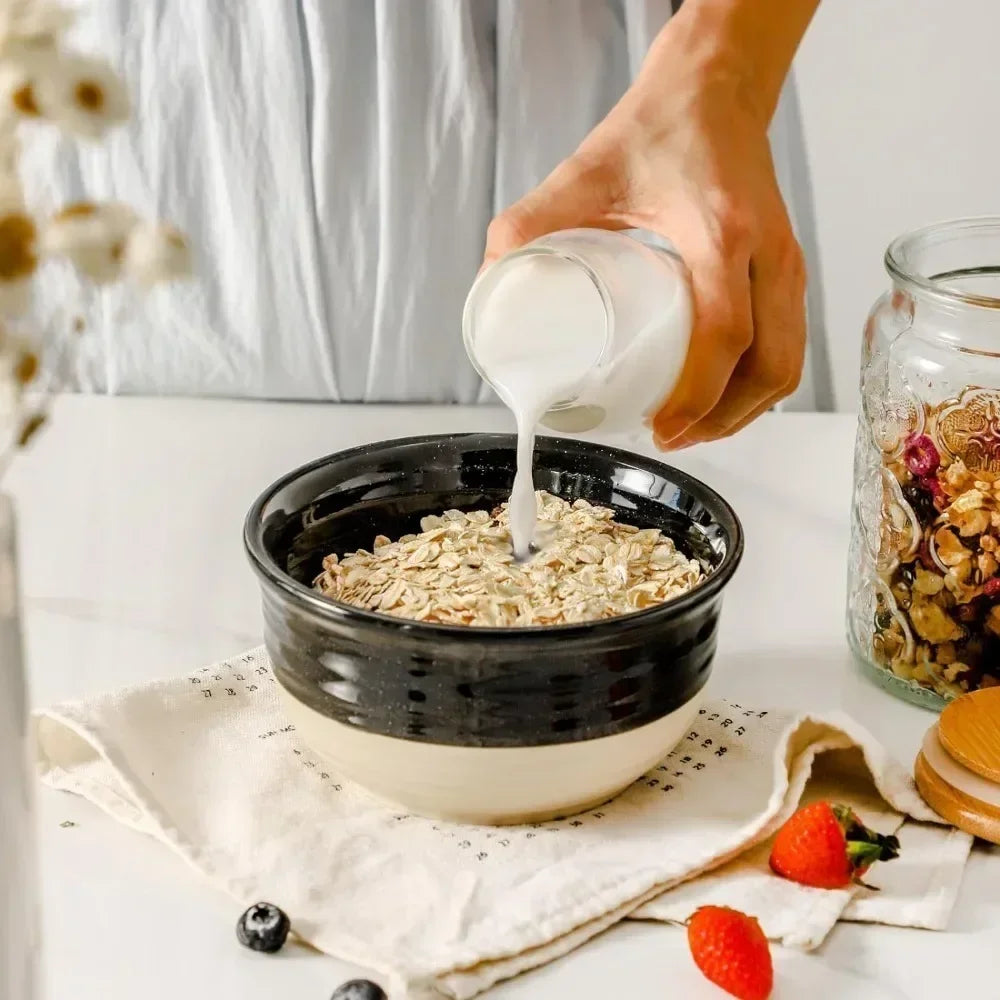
[871,397,1000,699]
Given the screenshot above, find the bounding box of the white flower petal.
[0,0,73,56]
[0,172,25,215]
[0,276,31,317]
[123,221,192,287]
[0,107,18,172]
[42,201,136,283]
[0,330,39,383]
[0,57,42,120]
[34,53,129,138]
[0,135,20,181]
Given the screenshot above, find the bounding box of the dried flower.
[122,221,192,286]
[0,208,35,278]
[16,408,44,446]
[0,0,72,57]
[0,0,192,475]
[0,330,33,421]
[0,175,35,316]
[42,201,136,282]
[0,56,42,119]
[12,347,36,383]
[0,277,29,315]
[34,53,128,137]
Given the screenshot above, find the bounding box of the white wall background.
[793,0,1000,411]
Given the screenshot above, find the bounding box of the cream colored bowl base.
[279,685,705,825]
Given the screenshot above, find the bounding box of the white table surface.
[9,396,1000,1000]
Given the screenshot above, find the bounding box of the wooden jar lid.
[915,688,1000,845]
[938,687,1000,783]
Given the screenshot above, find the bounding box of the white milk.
[465,229,692,561]
[470,255,607,558]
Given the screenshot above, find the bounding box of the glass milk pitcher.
[848,217,1000,709]
[462,228,692,435]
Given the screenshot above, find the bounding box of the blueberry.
[236,902,290,953]
[330,980,387,1000]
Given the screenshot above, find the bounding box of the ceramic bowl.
[244,433,742,824]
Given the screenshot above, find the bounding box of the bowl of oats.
[244,433,742,824]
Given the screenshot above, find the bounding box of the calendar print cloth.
[33,648,971,999]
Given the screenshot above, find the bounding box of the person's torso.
[31,1,824,410]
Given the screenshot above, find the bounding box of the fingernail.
[653,424,685,448]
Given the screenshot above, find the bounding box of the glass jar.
[462,228,692,435]
[0,495,38,999]
[849,217,1000,709]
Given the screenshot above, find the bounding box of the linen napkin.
[34,648,971,999]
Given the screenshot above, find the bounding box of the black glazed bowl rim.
[243,432,744,642]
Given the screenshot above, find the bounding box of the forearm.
[639,0,820,124]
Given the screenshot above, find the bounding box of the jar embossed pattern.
[849,219,1000,709]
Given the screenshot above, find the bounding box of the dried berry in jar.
[903,434,940,479]
[902,484,937,527]
[874,608,894,632]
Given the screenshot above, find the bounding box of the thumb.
[483,155,629,267]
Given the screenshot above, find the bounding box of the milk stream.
[470,234,692,561]
[470,255,607,559]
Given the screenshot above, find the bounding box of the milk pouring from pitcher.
[462,227,693,560]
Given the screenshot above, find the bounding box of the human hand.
[483,4,809,449]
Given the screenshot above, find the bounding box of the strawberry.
[769,801,900,889]
[687,906,773,1000]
